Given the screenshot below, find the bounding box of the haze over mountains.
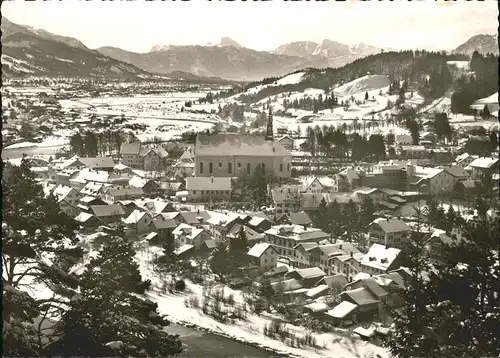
[1,17,497,82]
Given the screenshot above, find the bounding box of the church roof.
[195,134,289,157]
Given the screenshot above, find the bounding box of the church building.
[194,109,292,179]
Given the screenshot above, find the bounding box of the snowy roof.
[469,157,499,169]
[288,267,326,279]
[305,301,329,313]
[370,218,411,233]
[122,209,150,224]
[271,278,303,292]
[145,232,158,241]
[247,243,275,258]
[195,134,290,157]
[361,243,402,271]
[353,326,375,338]
[90,204,125,217]
[114,163,130,171]
[306,284,329,298]
[129,176,149,188]
[472,92,498,105]
[52,185,74,202]
[174,244,194,256]
[342,287,380,306]
[265,225,329,242]
[74,212,96,223]
[326,301,358,319]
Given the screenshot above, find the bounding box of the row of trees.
[69,129,139,157]
[2,159,183,356]
[311,197,376,249]
[282,93,340,112]
[303,125,387,161]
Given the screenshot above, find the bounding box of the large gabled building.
[193,134,291,180]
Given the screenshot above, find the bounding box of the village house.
[185,176,232,202]
[467,157,499,180]
[90,204,126,224]
[247,215,274,233]
[194,134,292,180]
[329,252,365,281]
[360,243,403,276]
[122,209,153,236]
[180,210,211,226]
[368,218,412,248]
[275,211,312,226]
[74,212,101,232]
[340,287,381,322]
[173,147,195,179]
[455,153,479,168]
[277,135,294,151]
[409,166,459,196]
[264,225,330,262]
[271,185,302,217]
[308,243,361,275]
[227,224,265,245]
[129,176,162,197]
[395,134,413,146]
[399,145,428,159]
[113,163,134,176]
[324,301,358,327]
[149,216,177,242]
[425,229,465,263]
[80,182,107,197]
[143,146,169,171]
[172,223,213,251]
[77,196,107,212]
[247,243,279,274]
[52,185,82,217]
[285,267,327,288]
[103,187,145,203]
[120,143,143,167]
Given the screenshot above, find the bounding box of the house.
[285,267,327,288]
[264,225,330,262]
[409,167,458,196]
[455,153,479,168]
[77,196,107,212]
[270,278,303,295]
[324,301,358,327]
[156,211,184,225]
[185,177,232,202]
[470,92,499,117]
[277,135,294,151]
[114,163,134,176]
[74,212,101,231]
[194,134,292,180]
[468,157,499,179]
[149,217,177,241]
[172,223,213,250]
[52,185,81,217]
[316,274,349,292]
[65,156,114,172]
[360,244,403,276]
[142,146,168,171]
[340,287,380,321]
[80,182,106,197]
[247,215,273,233]
[129,176,161,197]
[103,187,144,202]
[227,224,265,245]
[270,185,302,216]
[90,204,126,224]
[425,229,464,262]
[247,243,278,274]
[395,134,413,145]
[174,147,195,179]
[180,210,211,226]
[368,218,412,248]
[328,251,365,281]
[174,244,195,260]
[303,176,337,193]
[276,211,312,226]
[143,199,175,215]
[122,209,153,236]
[120,143,142,167]
[400,145,427,159]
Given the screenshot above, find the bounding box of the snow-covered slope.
[334,75,391,96]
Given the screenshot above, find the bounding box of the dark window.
[238,162,241,168]
[280,163,283,172]
[209,162,213,174]
[199,162,204,174]
[228,162,232,174]
[247,163,251,174]
[287,163,291,171]
[261,163,265,174]
[218,162,222,168]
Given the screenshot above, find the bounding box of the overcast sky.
[2,0,498,53]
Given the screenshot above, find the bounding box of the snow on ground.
[134,245,388,358]
[4,142,39,149]
[333,75,391,96]
[276,72,305,86]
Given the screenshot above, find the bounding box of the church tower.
[265,107,274,141]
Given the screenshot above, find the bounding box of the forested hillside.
[240,51,470,104]
[451,52,499,114]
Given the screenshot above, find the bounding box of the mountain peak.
[453,33,499,56]
[206,37,243,49]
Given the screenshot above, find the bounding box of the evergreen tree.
[365,91,369,101]
[482,104,490,119]
[228,226,249,270]
[47,237,182,357]
[2,159,82,355]
[209,241,231,281]
[259,279,275,303]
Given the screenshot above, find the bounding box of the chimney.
[350,252,353,258]
[303,223,309,230]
